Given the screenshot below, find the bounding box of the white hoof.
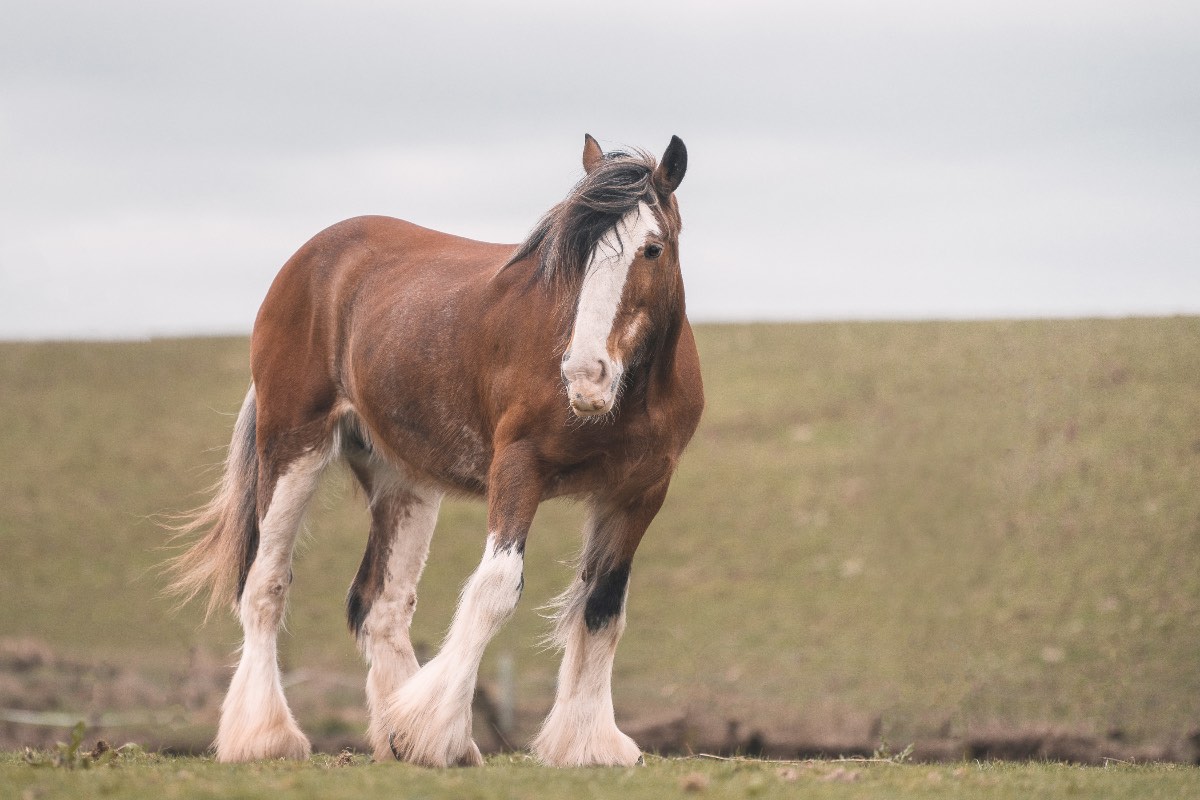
[384,722,483,768]
[532,714,641,767]
[457,739,485,767]
[377,656,481,767]
[215,711,311,762]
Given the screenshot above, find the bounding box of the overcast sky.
[1,0,1197,339]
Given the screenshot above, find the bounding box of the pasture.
[5,750,1200,800]
[1,319,1199,765]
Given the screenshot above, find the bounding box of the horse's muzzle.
[568,384,614,417]
[565,372,619,417]
[562,355,620,417]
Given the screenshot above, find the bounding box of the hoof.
[457,740,485,767]
[532,719,641,767]
[386,729,482,768]
[215,716,311,763]
[375,653,482,767]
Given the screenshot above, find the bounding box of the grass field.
[1,319,1199,762]
[6,749,1200,800]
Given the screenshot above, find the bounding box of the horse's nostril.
[596,360,607,382]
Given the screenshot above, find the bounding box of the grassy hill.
[1,319,1198,758]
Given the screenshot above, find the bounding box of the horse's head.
[544,135,688,418]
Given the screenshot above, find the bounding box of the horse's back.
[266,215,514,297]
[254,215,512,353]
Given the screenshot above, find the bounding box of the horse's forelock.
[507,150,660,285]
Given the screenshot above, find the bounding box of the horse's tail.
[164,384,260,620]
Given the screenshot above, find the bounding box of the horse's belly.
[424,422,491,494]
[364,406,492,496]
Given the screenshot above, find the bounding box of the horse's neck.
[646,307,686,394]
[487,251,575,346]
[616,301,688,418]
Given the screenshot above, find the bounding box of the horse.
[166,134,704,767]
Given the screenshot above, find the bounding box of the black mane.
[506,150,658,284]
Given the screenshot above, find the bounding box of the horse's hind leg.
[215,429,332,762]
[532,492,665,767]
[342,447,445,761]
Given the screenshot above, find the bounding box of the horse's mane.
[506,149,658,285]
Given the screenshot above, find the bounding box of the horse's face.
[561,136,687,418]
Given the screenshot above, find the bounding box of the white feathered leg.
[532,574,640,766]
[354,479,442,761]
[378,534,523,766]
[215,450,326,762]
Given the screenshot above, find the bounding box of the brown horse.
[167,134,703,767]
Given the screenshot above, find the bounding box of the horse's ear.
[582,133,604,174]
[653,135,687,195]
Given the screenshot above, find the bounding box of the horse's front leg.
[380,441,541,767]
[532,488,666,767]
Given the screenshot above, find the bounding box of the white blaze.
[563,202,659,399]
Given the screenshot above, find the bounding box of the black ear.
[653,135,687,195]
[582,133,604,174]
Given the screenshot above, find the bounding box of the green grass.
[1,319,1198,754]
[4,750,1199,800]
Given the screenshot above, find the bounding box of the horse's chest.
[545,422,673,498]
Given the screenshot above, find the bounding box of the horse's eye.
[644,243,663,260]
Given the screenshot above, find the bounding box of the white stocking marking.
[533,583,639,766]
[215,450,327,762]
[379,533,524,766]
[361,483,442,760]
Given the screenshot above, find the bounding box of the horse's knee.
[461,538,524,626]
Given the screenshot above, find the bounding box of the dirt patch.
[618,712,1199,765]
[0,637,514,756]
[0,638,224,753]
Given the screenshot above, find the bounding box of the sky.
[1,0,1198,339]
